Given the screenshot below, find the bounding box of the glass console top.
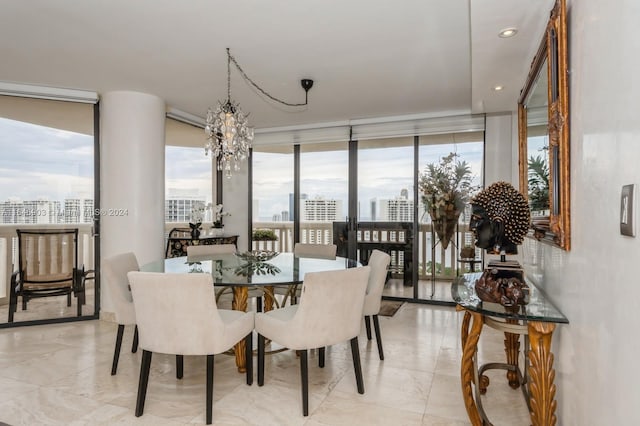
[451,272,568,324]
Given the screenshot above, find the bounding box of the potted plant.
[189,202,206,238]
[252,229,278,241]
[211,204,230,236]
[419,152,478,249]
[460,245,476,259]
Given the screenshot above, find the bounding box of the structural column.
[100,91,165,312]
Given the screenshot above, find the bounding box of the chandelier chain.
[227,48,231,102]
[227,49,308,107]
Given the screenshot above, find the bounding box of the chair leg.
[76,292,82,316]
[132,325,139,353]
[256,296,263,313]
[350,337,365,394]
[9,273,18,322]
[67,291,72,307]
[300,349,309,416]
[206,354,214,425]
[372,315,384,360]
[318,347,325,368]
[364,315,372,340]
[176,355,184,379]
[245,333,253,385]
[135,350,152,417]
[111,324,125,375]
[257,334,265,386]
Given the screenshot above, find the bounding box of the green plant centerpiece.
[419,152,478,249]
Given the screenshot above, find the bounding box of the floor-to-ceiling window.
[251,145,294,252]
[248,116,484,305]
[0,94,98,326]
[164,118,213,237]
[417,132,484,302]
[299,142,348,245]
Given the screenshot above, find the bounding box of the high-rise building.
[301,197,343,222]
[165,196,207,223]
[0,198,90,224]
[373,189,414,222]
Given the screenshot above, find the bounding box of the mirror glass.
[518,0,570,250]
[525,58,550,221]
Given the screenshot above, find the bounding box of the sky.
[0,117,93,202]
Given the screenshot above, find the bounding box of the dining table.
[141,251,360,372]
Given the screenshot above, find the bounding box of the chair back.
[102,252,139,325]
[17,228,78,290]
[127,271,231,355]
[187,244,236,256]
[363,250,391,315]
[165,227,192,258]
[290,266,370,348]
[293,243,337,260]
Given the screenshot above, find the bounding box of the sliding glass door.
[249,128,484,305]
[0,95,98,326]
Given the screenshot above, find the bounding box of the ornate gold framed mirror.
[518,0,570,250]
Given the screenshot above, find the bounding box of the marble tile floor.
[0,303,532,425]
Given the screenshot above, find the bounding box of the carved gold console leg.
[459,309,484,426]
[458,306,471,348]
[528,321,557,426]
[505,319,521,389]
[232,287,249,373]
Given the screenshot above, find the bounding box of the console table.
[451,272,568,426]
[165,234,238,258]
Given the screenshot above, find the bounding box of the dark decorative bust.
[469,181,531,308]
[469,181,530,255]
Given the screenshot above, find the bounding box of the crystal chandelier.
[204,48,254,178]
[204,48,314,178]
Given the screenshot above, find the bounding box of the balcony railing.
[163,221,479,281]
[0,224,95,306]
[251,221,478,281]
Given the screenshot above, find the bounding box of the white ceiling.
[0,0,555,130]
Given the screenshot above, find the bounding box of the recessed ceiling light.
[493,85,504,91]
[499,27,518,38]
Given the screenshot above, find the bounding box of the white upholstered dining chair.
[102,252,139,375]
[363,249,391,360]
[275,243,338,306]
[255,266,371,416]
[293,243,337,259]
[186,243,236,258]
[127,271,254,425]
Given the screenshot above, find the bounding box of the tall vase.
[431,209,461,250]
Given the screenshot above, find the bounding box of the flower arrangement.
[419,152,477,218]
[212,203,231,228]
[419,152,478,248]
[189,201,206,227]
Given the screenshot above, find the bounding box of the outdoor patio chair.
[8,228,89,322]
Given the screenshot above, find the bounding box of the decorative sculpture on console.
[469,181,531,308]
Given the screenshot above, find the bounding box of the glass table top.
[141,252,359,287]
[451,272,568,324]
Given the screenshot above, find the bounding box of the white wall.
[521,1,640,424]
